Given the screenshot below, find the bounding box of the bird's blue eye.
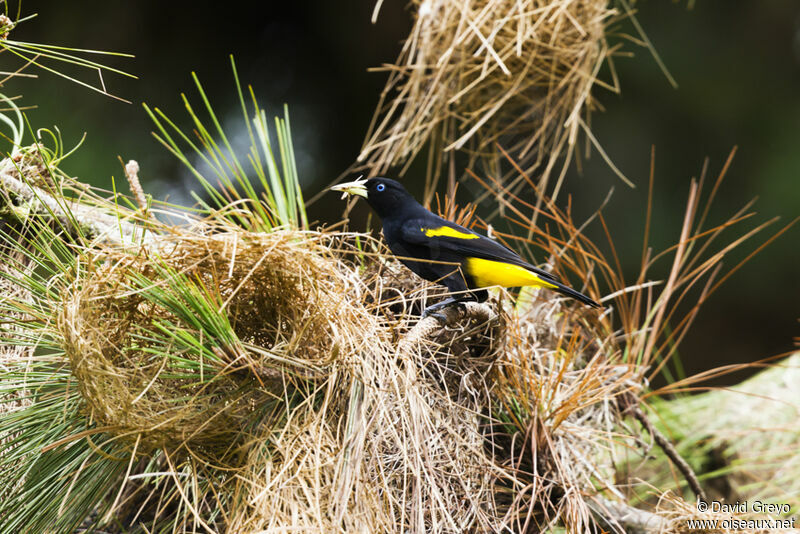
[376,183,385,192]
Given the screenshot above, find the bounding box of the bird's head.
[331,177,420,219]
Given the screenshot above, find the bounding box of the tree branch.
[397,301,495,355]
[591,496,671,534]
[0,156,152,245]
[621,392,707,502]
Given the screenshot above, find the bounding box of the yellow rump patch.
[422,226,480,240]
[464,257,558,289]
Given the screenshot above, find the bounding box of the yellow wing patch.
[464,257,558,289]
[422,226,480,240]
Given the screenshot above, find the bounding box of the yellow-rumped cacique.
[331,177,600,317]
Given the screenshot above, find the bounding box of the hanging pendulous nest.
[360,0,623,195]
[58,229,378,457]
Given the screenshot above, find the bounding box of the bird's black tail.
[550,279,601,308]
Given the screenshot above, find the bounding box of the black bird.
[331,177,600,317]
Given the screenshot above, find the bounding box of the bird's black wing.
[399,217,559,282]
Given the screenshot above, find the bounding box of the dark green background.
[9,1,799,384]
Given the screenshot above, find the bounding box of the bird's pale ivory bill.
[331,178,368,199]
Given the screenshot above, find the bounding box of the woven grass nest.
[361,0,620,188]
[48,213,640,530]
[59,229,375,456]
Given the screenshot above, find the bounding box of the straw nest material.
[492,297,637,531]
[223,266,632,532]
[229,299,509,532]
[361,0,619,188]
[49,210,644,531]
[59,229,376,456]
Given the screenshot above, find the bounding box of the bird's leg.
[422,296,472,323]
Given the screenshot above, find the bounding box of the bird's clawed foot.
[421,297,469,324]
